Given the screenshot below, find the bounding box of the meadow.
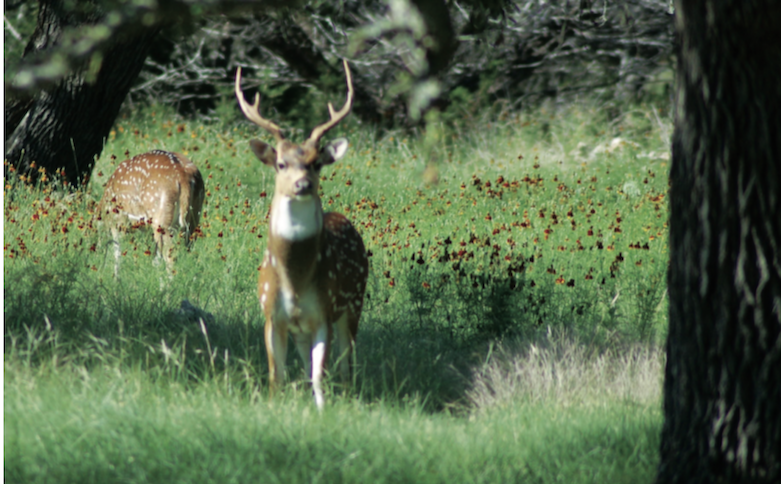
[5,99,671,483]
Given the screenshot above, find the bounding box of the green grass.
[5,348,661,484]
[4,99,670,483]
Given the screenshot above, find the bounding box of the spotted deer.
[99,150,205,277]
[235,60,368,410]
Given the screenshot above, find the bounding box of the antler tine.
[235,67,283,141]
[307,59,354,146]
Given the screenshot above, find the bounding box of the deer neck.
[267,194,324,290]
[270,194,323,241]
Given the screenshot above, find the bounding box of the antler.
[306,59,354,146]
[235,67,284,141]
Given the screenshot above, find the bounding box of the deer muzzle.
[294,178,313,196]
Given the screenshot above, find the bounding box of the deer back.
[100,150,204,238]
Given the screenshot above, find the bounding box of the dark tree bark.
[5,0,160,187]
[410,0,456,78]
[658,1,781,483]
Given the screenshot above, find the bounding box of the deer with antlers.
[99,150,205,277]
[235,60,368,410]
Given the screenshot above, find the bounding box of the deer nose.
[294,178,312,195]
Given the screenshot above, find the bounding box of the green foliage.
[5,99,670,482]
[3,3,37,63]
[350,0,447,119]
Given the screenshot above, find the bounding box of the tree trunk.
[410,0,456,78]
[5,0,159,187]
[658,1,781,483]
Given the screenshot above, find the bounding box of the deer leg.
[152,227,164,267]
[294,332,313,383]
[152,227,174,284]
[110,225,122,279]
[334,313,355,386]
[265,321,288,396]
[309,323,330,411]
[154,205,176,274]
[162,232,174,276]
[182,215,194,251]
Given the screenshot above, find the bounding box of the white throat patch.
[271,196,322,241]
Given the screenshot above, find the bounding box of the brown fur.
[99,150,205,276]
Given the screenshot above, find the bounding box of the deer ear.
[250,139,277,167]
[322,138,349,165]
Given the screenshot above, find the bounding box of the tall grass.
[468,331,663,412]
[5,327,661,484]
[5,99,670,482]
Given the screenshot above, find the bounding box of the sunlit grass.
[467,331,664,412]
[5,341,661,484]
[4,99,670,483]
[6,101,670,342]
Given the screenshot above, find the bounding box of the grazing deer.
[235,60,368,410]
[99,150,205,277]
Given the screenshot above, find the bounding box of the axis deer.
[99,150,205,277]
[235,60,368,410]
